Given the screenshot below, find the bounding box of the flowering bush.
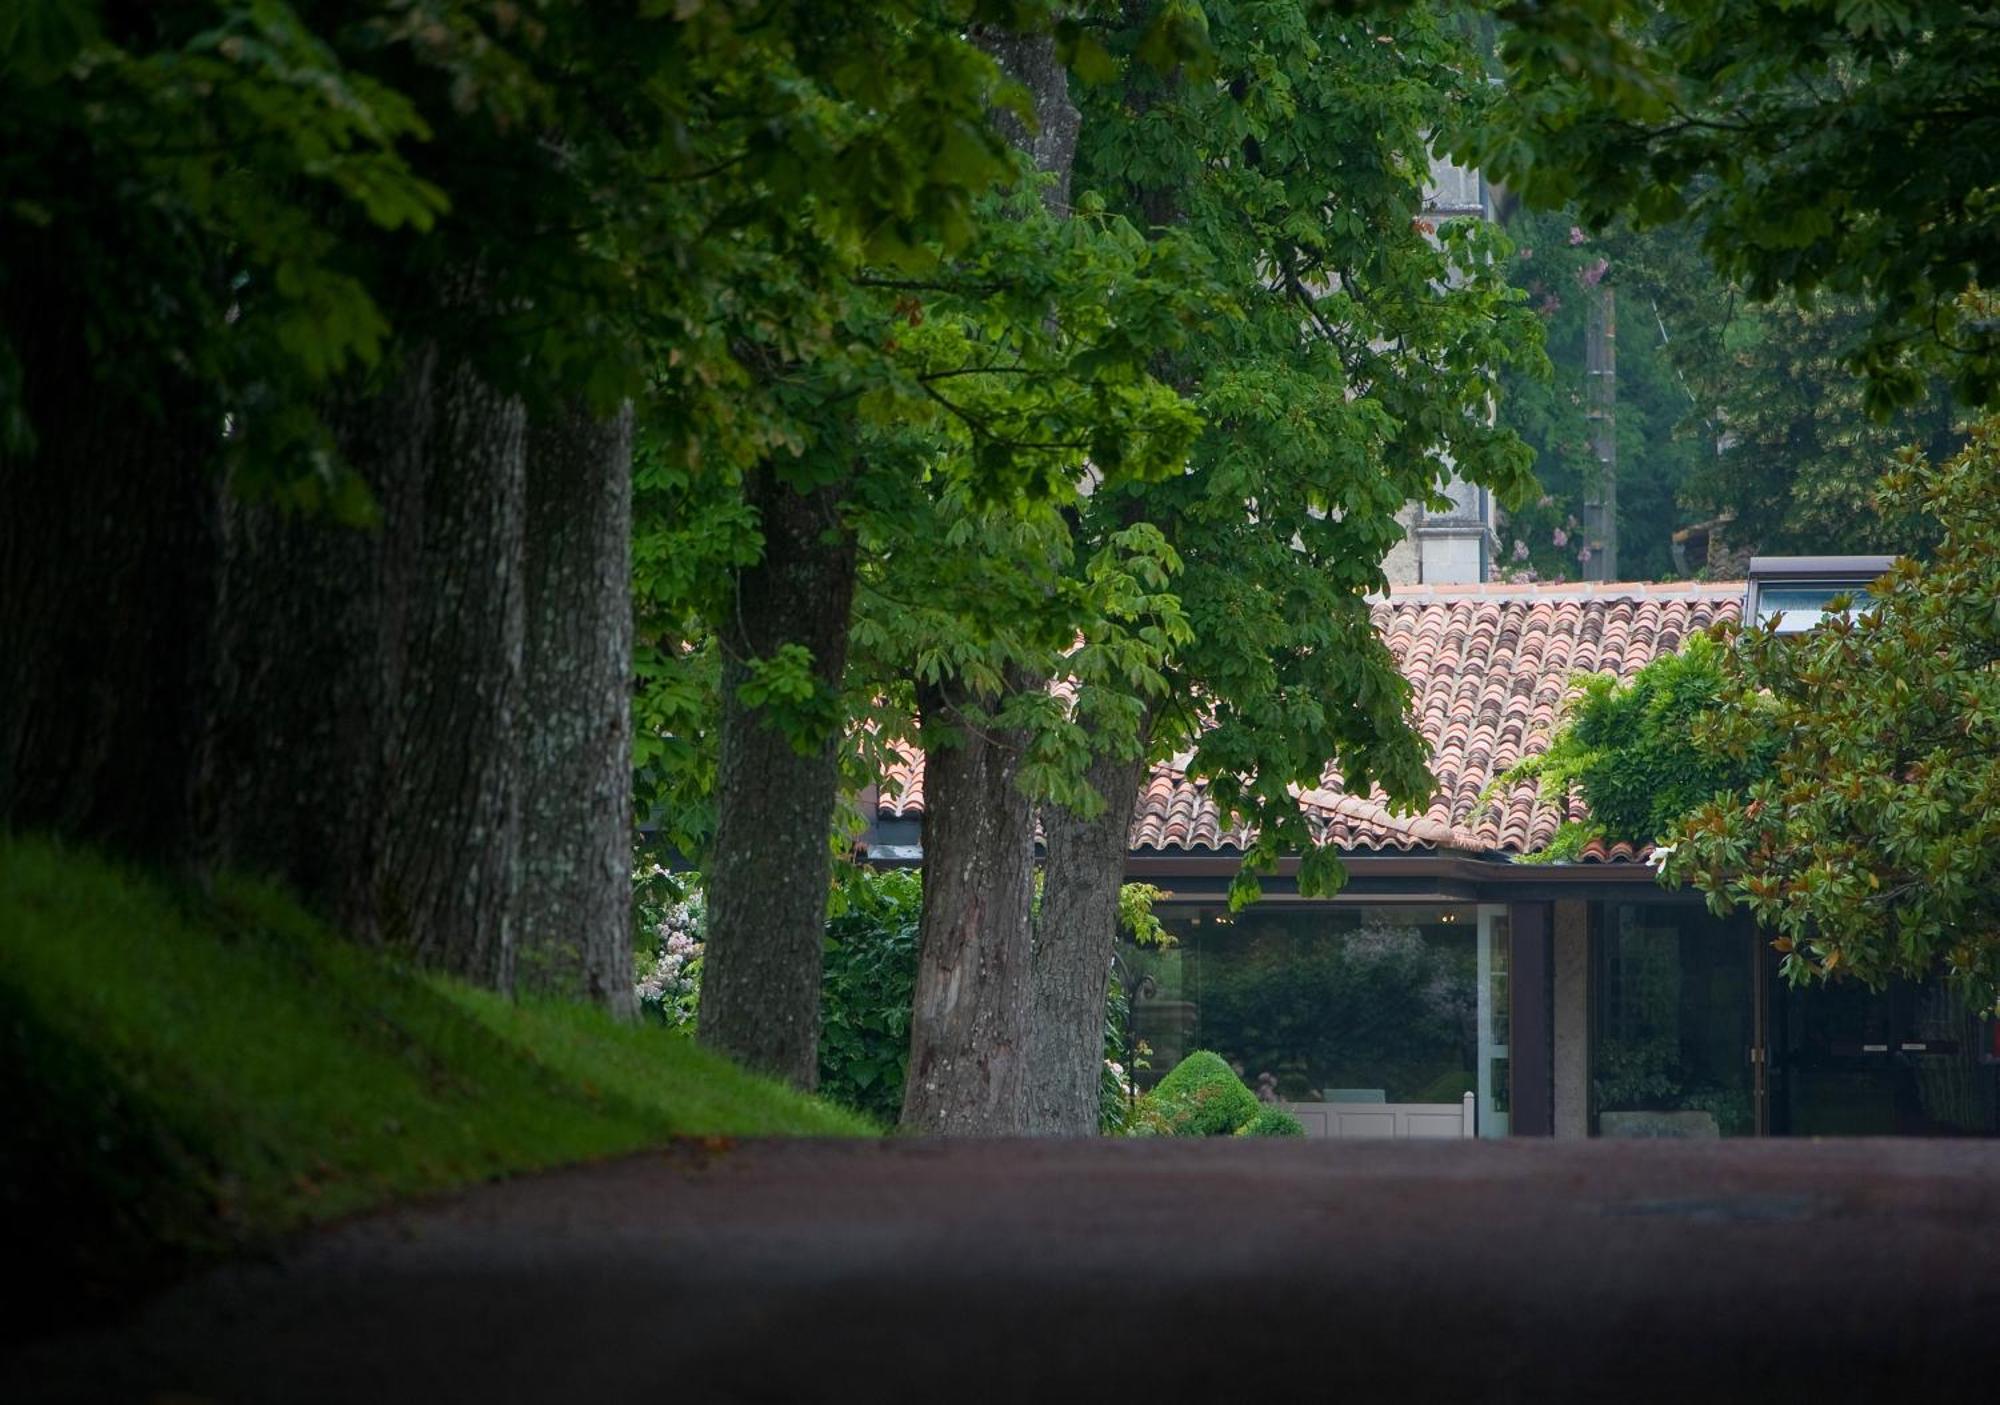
[634,864,703,1030]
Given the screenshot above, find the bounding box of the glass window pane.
[1127,906,1478,1106]
[1592,904,1754,1137]
[1478,908,1510,1136]
[1756,582,1868,632]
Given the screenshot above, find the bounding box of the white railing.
[1280,1091,1476,1140]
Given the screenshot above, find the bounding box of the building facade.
[870,577,2000,1138]
[1381,155,1503,587]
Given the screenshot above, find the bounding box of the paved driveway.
[9,1137,2000,1401]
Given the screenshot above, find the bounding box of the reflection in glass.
[1773,973,1996,1136]
[1592,904,1754,1137]
[1125,906,1478,1106]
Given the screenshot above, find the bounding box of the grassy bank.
[0,837,871,1324]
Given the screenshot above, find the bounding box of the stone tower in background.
[1381,155,1500,586]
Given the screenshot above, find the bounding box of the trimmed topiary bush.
[1132,1050,1262,1137]
[1236,1107,1306,1138]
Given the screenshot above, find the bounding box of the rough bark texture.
[517,402,636,1016]
[1028,717,1152,1135]
[899,672,1042,1135]
[210,347,435,935]
[697,466,856,1089]
[374,353,527,986]
[0,248,221,861]
[972,27,1081,216]
[895,26,1082,1135]
[214,343,527,989]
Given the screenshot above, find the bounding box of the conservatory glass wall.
[1123,903,1510,1135]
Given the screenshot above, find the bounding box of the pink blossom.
[1577,257,1610,288]
[1568,226,1587,245]
[1551,527,1568,547]
[1578,547,1593,563]
[1512,539,1530,561]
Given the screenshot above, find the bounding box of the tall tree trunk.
[1028,714,1151,1134]
[900,672,1041,1134]
[697,465,856,1088]
[0,247,221,862]
[371,351,527,986]
[210,347,435,934]
[516,402,636,1015]
[213,342,527,988]
[973,26,1081,217]
[897,26,1082,1135]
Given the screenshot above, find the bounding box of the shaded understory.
[0,838,871,1335]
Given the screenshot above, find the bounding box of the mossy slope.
[0,837,871,1324]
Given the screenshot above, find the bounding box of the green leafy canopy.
[1488,630,1776,861]
[1470,0,2000,412]
[1663,420,2000,1011]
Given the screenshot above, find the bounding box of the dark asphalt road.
[9,1137,2000,1402]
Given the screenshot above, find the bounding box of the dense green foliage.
[1490,212,1688,580]
[0,1,444,495]
[1236,1107,1307,1138]
[0,837,870,1314]
[1477,0,2000,411]
[1491,632,1776,859]
[1666,295,1962,557]
[1662,421,2000,1009]
[1131,1051,1264,1137]
[819,870,925,1127]
[632,8,1211,847]
[1129,1049,1304,1137]
[1492,209,1706,580]
[1494,201,1965,573]
[1057,0,1544,903]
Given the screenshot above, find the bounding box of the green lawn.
[0,836,871,1314]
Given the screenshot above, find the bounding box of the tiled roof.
[877,581,1743,860]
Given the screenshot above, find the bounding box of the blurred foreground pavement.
[9,1137,2000,1402]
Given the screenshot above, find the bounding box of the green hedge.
[1236,1107,1306,1138]
[1131,1051,1263,1136]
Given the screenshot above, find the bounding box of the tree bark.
[697,465,856,1089]
[371,352,528,986]
[900,671,1042,1134]
[973,26,1081,217]
[1028,714,1152,1134]
[895,26,1082,1135]
[210,347,434,935]
[213,342,527,989]
[516,402,636,1015]
[0,246,221,862]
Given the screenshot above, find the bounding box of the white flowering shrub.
[634,865,704,1030]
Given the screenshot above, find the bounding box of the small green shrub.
[1236,1107,1306,1138]
[1132,1050,1262,1137]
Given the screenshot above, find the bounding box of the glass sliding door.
[1769,970,1999,1136]
[1591,903,1756,1137]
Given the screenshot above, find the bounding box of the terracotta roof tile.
[875,581,1743,861]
